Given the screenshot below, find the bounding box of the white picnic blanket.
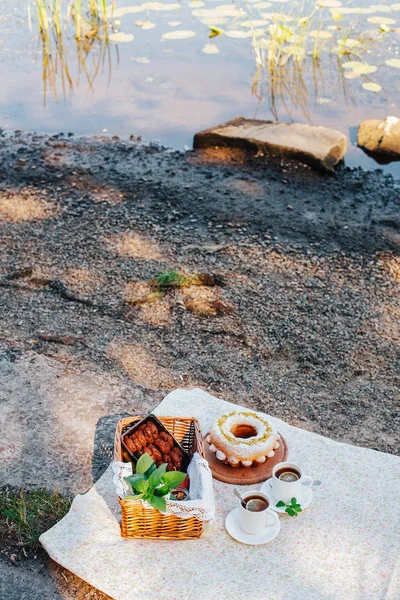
[40,388,400,600]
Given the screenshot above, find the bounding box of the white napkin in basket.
[112,452,215,521]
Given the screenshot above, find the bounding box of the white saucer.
[225,507,281,545]
[260,479,313,514]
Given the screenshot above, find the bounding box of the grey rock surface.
[194,118,347,172]
[0,352,159,493]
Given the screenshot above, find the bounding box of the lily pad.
[317,0,342,7]
[135,20,156,29]
[370,4,392,12]
[354,64,378,74]
[161,30,196,39]
[109,32,135,43]
[168,21,182,26]
[392,3,400,9]
[202,43,220,53]
[225,29,252,38]
[192,6,244,17]
[362,82,382,92]
[367,16,396,24]
[131,56,151,63]
[189,0,204,5]
[340,38,361,48]
[253,28,267,37]
[343,71,361,79]
[339,7,374,14]
[342,61,377,74]
[309,30,333,38]
[386,58,400,67]
[113,3,181,17]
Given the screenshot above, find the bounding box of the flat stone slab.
[358,116,400,163]
[193,117,347,173]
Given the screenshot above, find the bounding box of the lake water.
[1,0,400,175]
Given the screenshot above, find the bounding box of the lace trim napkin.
[112,453,215,522]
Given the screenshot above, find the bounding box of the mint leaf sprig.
[124,453,186,513]
[276,497,302,517]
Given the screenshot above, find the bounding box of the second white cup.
[271,462,313,504]
[238,490,277,535]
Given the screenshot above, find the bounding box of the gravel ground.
[0,132,399,598]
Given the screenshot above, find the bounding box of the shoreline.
[0,131,399,596]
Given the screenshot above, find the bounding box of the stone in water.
[193,117,347,173]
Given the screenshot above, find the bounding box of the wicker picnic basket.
[114,415,206,540]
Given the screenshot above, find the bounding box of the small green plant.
[155,270,190,289]
[276,497,302,517]
[124,454,186,513]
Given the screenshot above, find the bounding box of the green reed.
[34,0,115,103]
[248,1,373,121]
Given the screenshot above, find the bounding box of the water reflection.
[248,5,379,122]
[0,0,398,174]
[252,56,360,123]
[34,0,116,103]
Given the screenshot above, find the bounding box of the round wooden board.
[203,433,288,485]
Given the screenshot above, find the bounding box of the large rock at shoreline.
[193,118,347,173]
[358,116,400,163]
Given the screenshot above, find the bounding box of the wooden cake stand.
[203,433,288,485]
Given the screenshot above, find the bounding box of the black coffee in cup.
[274,467,301,482]
[244,495,269,512]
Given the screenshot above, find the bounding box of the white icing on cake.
[209,410,279,467]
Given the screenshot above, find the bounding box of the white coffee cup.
[271,462,313,504]
[238,490,276,535]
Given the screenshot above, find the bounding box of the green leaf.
[295,504,302,510]
[124,473,146,490]
[291,497,297,507]
[296,506,302,513]
[286,507,295,516]
[153,483,170,497]
[169,493,178,501]
[276,501,286,507]
[148,495,167,512]
[124,493,144,501]
[145,463,157,476]
[133,477,149,494]
[136,453,154,475]
[148,464,168,490]
[162,471,186,489]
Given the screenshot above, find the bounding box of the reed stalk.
[34,0,115,103]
